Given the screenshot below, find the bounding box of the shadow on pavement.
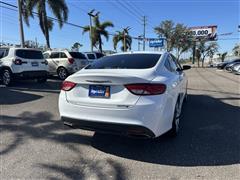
[0,88,42,105]
[92,94,240,166]
[6,79,62,94]
[0,111,127,179]
[1,94,239,179]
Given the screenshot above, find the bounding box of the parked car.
[83,52,105,62]
[231,63,240,75]
[217,59,240,69]
[59,51,191,138]
[43,50,89,80]
[225,60,240,72]
[0,47,48,86]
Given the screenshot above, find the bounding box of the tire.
[37,77,47,83]
[2,69,12,86]
[169,99,182,137]
[57,67,68,80]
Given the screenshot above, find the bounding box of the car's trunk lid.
[65,69,155,108]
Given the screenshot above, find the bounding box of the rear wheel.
[2,69,12,86]
[57,67,68,80]
[169,100,182,137]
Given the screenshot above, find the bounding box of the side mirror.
[182,65,191,71]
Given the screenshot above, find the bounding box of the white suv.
[0,47,48,86]
[43,50,89,80]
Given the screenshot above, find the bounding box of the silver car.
[44,50,89,80]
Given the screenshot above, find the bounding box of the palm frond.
[82,26,90,34]
[101,30,109,41]
[48,0,69,28]
[101,21,114,29]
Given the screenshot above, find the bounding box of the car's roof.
[44,49,68,53]
[83,52,103,54]
[0,47,41,51]
[110,51,165,56]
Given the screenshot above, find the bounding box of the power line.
[0,1,163,46]
[116,0,142,20]
[0,1,85,29]
[124,1,145,16]
[124,1,156,29]
[109,1,142,25]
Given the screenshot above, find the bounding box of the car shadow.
[92,94,240,167]
[0,87,42,105]
[6,79,62,94]
[0,111,128,179]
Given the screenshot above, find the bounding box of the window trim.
[60,52,68,58]
[50,52,60,59]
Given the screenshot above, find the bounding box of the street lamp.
[88,9,96,52]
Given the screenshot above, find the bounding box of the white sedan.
[59,51,191,138]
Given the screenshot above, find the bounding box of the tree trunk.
[42,2,50,48]
[98,35,102,53]
[202,58,204,68]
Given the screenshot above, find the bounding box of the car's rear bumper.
[13,71,49,79]
[59,92,170,137]
[232,69,240,74]
[62,116,155,138]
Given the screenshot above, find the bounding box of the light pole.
[87,9,98,52]
[142,16,146,51]
[138,35,143,51]
[17,0,25,47]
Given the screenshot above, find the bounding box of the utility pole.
[88,9,95,52]
[123,30,126,52]
[192,41,196,64]
[138,35,143,51]
[17,0,25,47]
[142,16,146,51]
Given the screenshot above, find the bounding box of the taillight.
[125,84,166,95]
[61,81,76,91]
[41,60,48,65]
[68,58,74,64]
[14,59,22,65]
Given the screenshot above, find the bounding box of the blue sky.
[0,0,239,54]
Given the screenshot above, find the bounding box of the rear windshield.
[85,54,161,69]
[69,52,86,59]
[233,59,240,62]
[16,49,43,59]
[96,53,104,59]
[87,54,96,59]
[0,48,9,58]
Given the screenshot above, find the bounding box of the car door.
[165,54,182,104]
[49,52,60,74]
[171,54,186,103]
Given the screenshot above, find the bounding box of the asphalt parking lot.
[0,68,240,180]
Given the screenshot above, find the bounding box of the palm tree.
[196,40,218,67]
[71,42,83,52]
[113,28,132,52]
[221,52,228,62]
[233,44,240,56]
[22,0,68,48]
[154,20,175,52]
[83,14,114,53]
